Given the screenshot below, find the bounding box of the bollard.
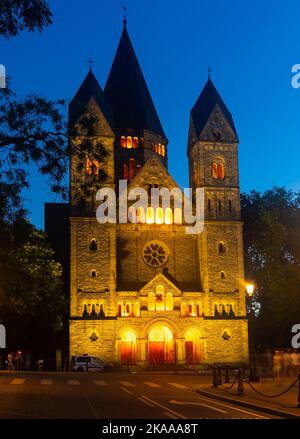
[237,368,244,395]
[225,365,230,383]
[212,364,219,387]
[217,365,222,385]
[297,374,300,408]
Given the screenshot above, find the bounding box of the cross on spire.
[123,5,127,25]
[206,66,212,79]
[87,57,94,71]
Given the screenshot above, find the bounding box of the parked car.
[71,355,113,372]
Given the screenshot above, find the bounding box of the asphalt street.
[0,372,280,419]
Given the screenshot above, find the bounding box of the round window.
[142,241,169,267]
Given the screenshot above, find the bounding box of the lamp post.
[246,283,259,382]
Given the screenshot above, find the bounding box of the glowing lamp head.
[246,283,254,297]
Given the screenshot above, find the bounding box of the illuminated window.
[127,136,132,148]
[166,292,173,311]
[174,208,182,224]
[133,137,139,148]
[120,136,127,148]
[129,158,135,180]
[90,239,97,251]
[146,207,155,224]
[137,207,145,224]
[123,163,128,179]
[212,162,218,179]
[218,242,226,254]
[161,145,165,157]
[218,163,225,179]
[165,208,173,224]
[155,207,164,224]
[117,304,122,317]
[86,158,100,175]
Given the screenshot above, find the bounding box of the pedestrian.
[37,358,44,371]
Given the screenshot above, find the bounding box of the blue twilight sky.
[1,0,300,229]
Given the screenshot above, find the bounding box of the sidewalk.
[197,377,300,418]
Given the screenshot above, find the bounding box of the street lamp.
[246,282,260,382]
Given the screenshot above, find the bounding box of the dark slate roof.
[191,78,238,139]
[69,69,114,128]
[104,24,166,138]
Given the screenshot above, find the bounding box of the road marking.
[144,382,162,388]
[120,386,133,395]
[138,397,155,407]
[67,379,80,386]
[170,399,227,414]
[11,379,25,385]
[141,395,187,419]
[93,380,108,386]
[41,379,52,385]
[119,381,136,388]
[196,396,269,419]
[168,382,188,389]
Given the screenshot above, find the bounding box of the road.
[0,372,280,419]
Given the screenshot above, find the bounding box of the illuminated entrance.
[184,329,205,364]
[120,331,136,365]
[148,325,174,364]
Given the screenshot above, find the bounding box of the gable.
[139,273,182,297]
[199,104,238,142]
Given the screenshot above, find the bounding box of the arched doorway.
[184,329,205,364]
[120,331,136,365]
[148,325,174,364]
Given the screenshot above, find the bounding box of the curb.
[196,388,300,419]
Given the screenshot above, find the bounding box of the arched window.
[212,162,218,179]
[90,239,97,251]
[136,164,141,173]
[86,158,100,175]
[218,242,226,254]
[228,200,232,212]
[161,145,165,157]
[174,208,182,224]
[123,163,128,179]
[218,163,225,179]
[91,270,96,278]
[188,304,194,316]
[133,137,139,148]
[166,292,173,311]
[129,158,135,180]
[125,303,131,315]
[146,207,154,224]
[155,207,164,224]
[136,207,145,224]
[218,199,222,211]
[196,304,202,317]
[220,271,226,279]
[120,136,127,148]
[165,208,173,224]
[117,304,122,317]
[126,136,132,148]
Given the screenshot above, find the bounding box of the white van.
[71,355,109,372]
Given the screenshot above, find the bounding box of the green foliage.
[241,187,300,347]
[0,0,52,39]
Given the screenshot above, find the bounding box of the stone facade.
[67,26,249,368]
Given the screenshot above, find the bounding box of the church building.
[48,20,249,368]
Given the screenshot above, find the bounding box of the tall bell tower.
[187,77,246,317]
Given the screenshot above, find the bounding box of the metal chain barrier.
[220,373,239,390]
[246,377,298,398]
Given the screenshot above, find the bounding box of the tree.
[0,226,65,356]
[241,187,300,348]
[0,0,52,39]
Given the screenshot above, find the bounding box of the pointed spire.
[69,69,113,129]
[104,25,166,138]
[122,5,127,26]
[190,77,238,140]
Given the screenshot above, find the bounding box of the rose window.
[142,241,169,267]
